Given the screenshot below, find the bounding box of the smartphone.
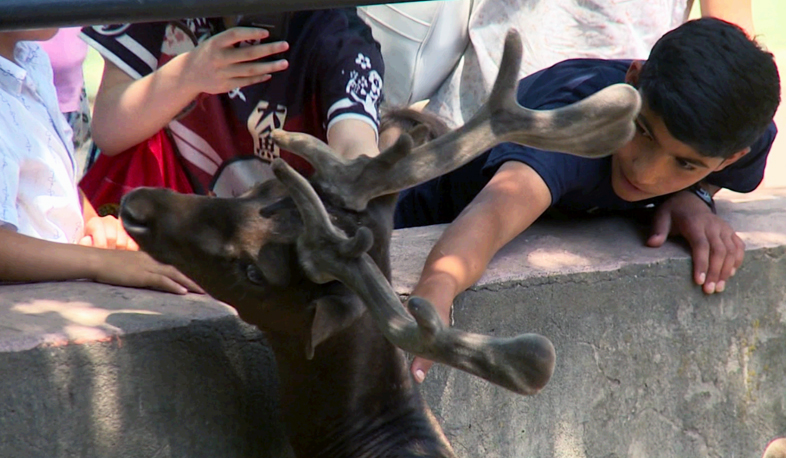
[236,12,292,44]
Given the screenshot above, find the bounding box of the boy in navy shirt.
[395,18,780,382]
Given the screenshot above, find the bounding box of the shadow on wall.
[0,283,293,458]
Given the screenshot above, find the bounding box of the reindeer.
[118,31,641,458]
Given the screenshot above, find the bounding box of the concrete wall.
[392,189,786,458]
[417,246,786,458]
[1,189,785,457]
[0,283,292,458]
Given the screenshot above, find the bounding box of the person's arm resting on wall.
[0,227,202,294]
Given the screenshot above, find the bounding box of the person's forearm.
[92,56,202,155]
[411,214,500,310]
[0,230,101,282]
[700,0,754,36]
[411,194,524,316]
[410,161,552,314]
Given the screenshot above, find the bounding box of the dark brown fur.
[120,30,641,458]
[121,185,456,458]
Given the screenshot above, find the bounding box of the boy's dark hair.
[638,17,780,158]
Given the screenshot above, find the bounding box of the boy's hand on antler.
[407,270,459,384]
[409,296,452,383]
[181,26,289,95]
[91,249,205,295]
[646,190,744,294]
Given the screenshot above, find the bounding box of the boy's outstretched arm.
[646,184,744,295]
[409,161,552,383]
[0,228,203,295]
[92,27,289,155]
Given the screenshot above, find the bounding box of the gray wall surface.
[1,190,785,457]
[421,247,786,458]
[0,284,292,458]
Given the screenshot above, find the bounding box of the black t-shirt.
[394,58,776,228]
[82,9,384,196]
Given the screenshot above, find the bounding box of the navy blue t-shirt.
[394,58,777,228]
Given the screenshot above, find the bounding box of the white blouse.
[424,0,692,127]
[0,42,83,243]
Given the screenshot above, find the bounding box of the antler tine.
[273,29,641,212]
[486,27,524,109]
[270,158,346,284]
[273,157,556,395]
[270,129,350,180]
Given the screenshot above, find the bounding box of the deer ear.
[305,288,366,360]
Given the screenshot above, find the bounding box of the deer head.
[120,30,641,397]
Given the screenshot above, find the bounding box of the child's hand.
[80,215,139,251]
[92,249,205,295]
[646,191,744,294]
[409,298,452,383]
[181,26,289,95]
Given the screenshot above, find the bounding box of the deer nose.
[120,188,162,237]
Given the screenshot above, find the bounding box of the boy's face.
[611,102,723,201]
[611,63,747,202]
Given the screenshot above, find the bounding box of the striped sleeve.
[80,23,168,80]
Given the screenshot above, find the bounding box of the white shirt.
[0,42,83,243]
[423,0,692,127]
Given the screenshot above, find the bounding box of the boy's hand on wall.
[80,215,139,251]
[646,191,744,295]
[181,26,289,96]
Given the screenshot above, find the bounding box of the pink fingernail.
[705,282,716,294]
[716,281,725,293]
[698,273,706,285]
[415,370,425,383]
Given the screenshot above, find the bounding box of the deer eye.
[245,263,267,286]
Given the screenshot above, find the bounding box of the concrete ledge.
[0,283,292,458]
[1,189,785,457]
[394,188,786,458]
